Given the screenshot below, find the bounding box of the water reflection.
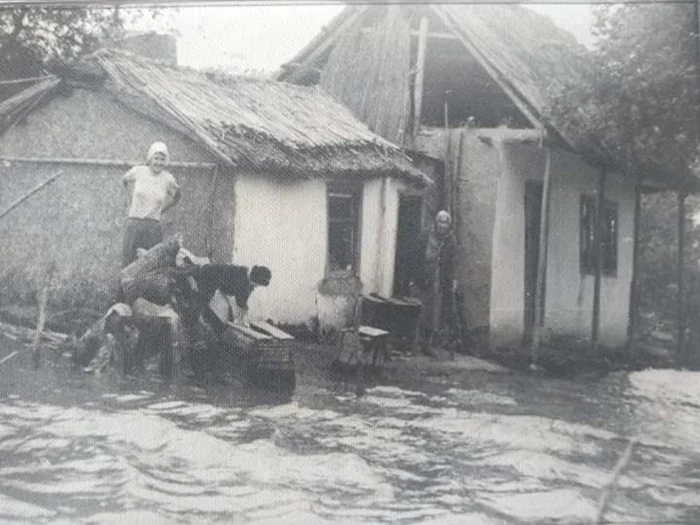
[1,349,700,524]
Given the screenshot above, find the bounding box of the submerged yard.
[1,334,699,524]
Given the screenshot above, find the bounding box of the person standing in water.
[121,141,181,267]
[414,210,458,355]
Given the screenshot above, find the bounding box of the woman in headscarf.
[121,142,181,267]
[414,210,458,354]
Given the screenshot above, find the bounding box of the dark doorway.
[393,194,424,296]
[523,181,544,345]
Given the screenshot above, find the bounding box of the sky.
[131,3,596,74]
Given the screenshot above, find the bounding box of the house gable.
[407,6,535,129]
[0,88,236,309]
[279,5,549,143]
[0,86,213,163]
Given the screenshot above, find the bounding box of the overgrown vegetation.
[0,6,171,101]
[547,4,700,357]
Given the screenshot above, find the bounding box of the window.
[580,195,618,276]
[327,184,362,274]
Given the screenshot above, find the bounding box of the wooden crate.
[220,320,296,391]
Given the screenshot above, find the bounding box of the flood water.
[1,337,700,524]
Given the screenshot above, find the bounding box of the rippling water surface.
[1,339,700,524]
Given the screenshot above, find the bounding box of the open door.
[523,181,543,345]
[393,194,424,296]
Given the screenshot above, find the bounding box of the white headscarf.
[146,142,170,163]
[436,210,452,224]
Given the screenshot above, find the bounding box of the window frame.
[326,182,363,277]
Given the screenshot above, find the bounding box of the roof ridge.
[92,47,327,94]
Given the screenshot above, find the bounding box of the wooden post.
[413,16,429,138]
[0,170,64,221]
[531,148,552,367]
[444,102,452,215]
[627,172,641,362]
[677,190,687,365]
[206,163,221,260]
[591,169,607,352]
[31,263,55,370]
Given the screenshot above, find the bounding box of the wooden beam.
[359,27,459,40]
[677,191,687,364]
[0,170,65,222]
[250,320,294,340]
[285,6,369,83]
[591,169,607,352]
[430,7,544,132]
[443,103,452,215]
[0,156,217,169]
[413,16,429,139]
[530,147,552,367]
[627,171,641,362]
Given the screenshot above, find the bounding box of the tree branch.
[10,8,27,40]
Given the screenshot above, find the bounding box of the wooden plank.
[225,322,273,341]
[359,325,390,338]
[385,296,421,307]
[413,16,429,138]
[364,294,389,304]
[531,148,552,366]
[250,320,294,340]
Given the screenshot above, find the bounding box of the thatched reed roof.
[0,76,61,132]
[279,5,586,133]
[436,5,586,127]
[2,49,424,183]
[278,5,700,190]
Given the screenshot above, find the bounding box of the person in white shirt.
[121,141,181,267]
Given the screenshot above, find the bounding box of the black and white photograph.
[0,0,699,523]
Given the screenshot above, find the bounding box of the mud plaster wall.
[232,174,327,325]
[413,128,500,333]
[0,88,232,310]
[490,143,634,348]
[451,130,500,332]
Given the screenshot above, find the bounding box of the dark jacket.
[414,229,457,291]
[193,264,255,310]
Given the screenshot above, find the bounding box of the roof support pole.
[530,147,552,368]
[412,16,429,140]
[677,190,687,366]
[0,170,65,222]
[206,163,221,261]
[626,171,641,364]
[591,168,607,352]
[0,156,216,169]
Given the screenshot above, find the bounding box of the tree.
[546,4,700,347]
[0,6,170,80]
[548,4,699,178]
